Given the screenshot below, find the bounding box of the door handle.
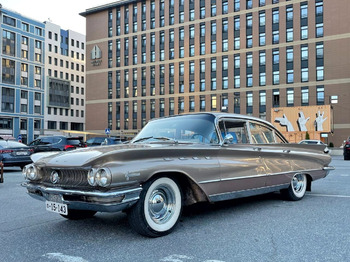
[283,149,291,153]
[253,147,262,151]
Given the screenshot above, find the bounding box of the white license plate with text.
[46,201,68,215]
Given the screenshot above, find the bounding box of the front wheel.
[60,209,97,220]
[128,177,182,237]
[281,173,307,201]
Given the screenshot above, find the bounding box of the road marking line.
[307,193,350,198]
[43,253,88,262]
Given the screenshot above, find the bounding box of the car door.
[248,121,294,187]
[215,119,267,198]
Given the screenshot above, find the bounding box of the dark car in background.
[344,137,350,160]
[86,137,123,147]
[28,136,86,153]
[0,140,33,168]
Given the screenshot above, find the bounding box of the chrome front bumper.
[22,182,142,213]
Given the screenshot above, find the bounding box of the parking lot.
[0,155,349,262]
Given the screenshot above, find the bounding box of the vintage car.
[22,113,334,237]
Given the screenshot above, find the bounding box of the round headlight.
[22,166,28,179]
[95,168,112,187]
[26,165,38,181]
[87,169,97,186]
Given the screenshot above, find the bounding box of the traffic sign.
[17,135,22,140]
[105,128,111,135]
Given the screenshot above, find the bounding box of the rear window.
[67,138,83,145]
[0,141,27,148]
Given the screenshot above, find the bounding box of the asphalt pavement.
[0,156,349,262]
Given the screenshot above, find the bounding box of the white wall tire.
[128,176,182,237]
[281,173,307,201]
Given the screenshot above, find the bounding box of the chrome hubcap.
[292,174,305,193]
[148,185,176,225]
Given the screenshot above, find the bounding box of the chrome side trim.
[199,168,324,184]
[209,184,289,202]
[323,166,335,171]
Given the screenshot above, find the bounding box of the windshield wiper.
[132,136,154,143]
[153,136,178,144]
[132,136,178,144]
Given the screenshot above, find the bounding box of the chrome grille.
[41,168,90,188]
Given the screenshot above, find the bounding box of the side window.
[220,120,249,144]
[41,137,52,144]
[249,122,275,144]
[53,137,61,144]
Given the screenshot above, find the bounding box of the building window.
[272,31,279,44]
[234,0,240,12]
[1,87,15,112]
[234,75,240,88]
[234,37,240,50]
[316,66,324,81]
[273,89,280,107]
[246,74,253,87]
[273,71,280,85]
[272,9,279,24]
[301,26,308,40]
[316,23,324,38]
[301,87,309,105]
[286,28,293,42]
[287,88,294,106]
[287,70,294,83]
[2,59,15,84]
[300,4,308,19]
[259,33,266,46]
[2,30,16,56]
[259,73,266,86]
[316,86,324,105]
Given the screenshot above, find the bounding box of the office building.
[0,7,45,144]
[44,22,86,135]
[81,0,350,145]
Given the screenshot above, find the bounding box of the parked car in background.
[28,136,86,153]
[0,140,33,168]
[343,137,350,160]
[298,140,325,145]
[86,137,123,147]
[23,113,334,237]
[298,140,329,153]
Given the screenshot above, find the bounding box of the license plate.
[46,201,68,215]
[16,151,28,156]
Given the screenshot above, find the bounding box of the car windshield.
[133,114,219,144]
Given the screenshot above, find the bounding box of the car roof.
[150,112,276,129]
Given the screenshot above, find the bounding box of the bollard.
[0,161,3,183]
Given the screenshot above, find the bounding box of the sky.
[1,0,114,34]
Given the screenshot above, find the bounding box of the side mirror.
[222,134,233,145]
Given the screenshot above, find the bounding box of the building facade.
[81,0,350,146]
[0,7,45,144]
[44,22,86,135]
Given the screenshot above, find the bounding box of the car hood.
[31,143,182,168]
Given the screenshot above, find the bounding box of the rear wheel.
[344,154,350,160]
[60,209,96,220]
[281,173,307,201]
[128,177,182,237]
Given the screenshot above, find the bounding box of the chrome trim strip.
[199,179,221,184]
[323,166,335,171]
[221,173,266,181]
[199,168,325,184]
[22,182,142,198]
[209,184,289,202]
